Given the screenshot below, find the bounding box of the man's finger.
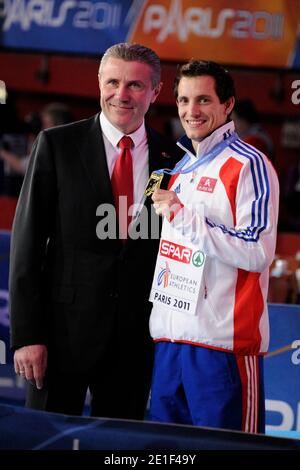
[24,365,34,381]
[35,378,43,390]
[15,365,25,375]
[14,358,21,374]
[32,363,46,390]
[152,188,169,201]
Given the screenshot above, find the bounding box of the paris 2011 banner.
[0,0,300,68]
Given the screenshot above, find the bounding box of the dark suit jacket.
[9,114,183,374]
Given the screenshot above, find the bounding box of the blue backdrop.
[0,0,135,54]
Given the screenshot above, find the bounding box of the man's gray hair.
[99,43,161,89]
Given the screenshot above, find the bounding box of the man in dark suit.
[9,43,183,419]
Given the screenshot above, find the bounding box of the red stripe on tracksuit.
[168,173,180,190]
[219,156,242,226]
[233,270,263,353]
[167,174,183,222]
[237,355,260,433]
[219,156,264,354]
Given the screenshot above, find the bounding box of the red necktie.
[111,136,134,240]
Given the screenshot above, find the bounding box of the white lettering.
[49,0,76,27]
[27,0,46,28]
[0,290,9,328]
[143,0,284,42]
[297,402,300,432]
[2,0,122,31]
[91,2,111,30]
[96,203,117,240]
[291,339,300,365]
[73,1,91,28]
[291,80,300,105]
[0,340,6,364]
[129,204,148,240]
[252,11,273,40]
[231,9,251,38]
[3,0,28,31]
[104,454,139,467]
[181,7,204,37]
[157,0,185,42]
[144,5,166,35]
[208,8,234,38]
[266,399,294,431]
[160,240,192,263]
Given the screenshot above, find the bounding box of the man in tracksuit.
[149,60,279,432]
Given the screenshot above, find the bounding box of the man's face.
[176,75,235,150]
[98,57,161,134]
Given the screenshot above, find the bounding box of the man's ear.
[151,82,163,103]
[225,96,235,116]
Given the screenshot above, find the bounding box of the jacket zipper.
[203,273,208,299]
[204,285,208,299]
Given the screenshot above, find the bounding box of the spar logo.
[160,240,192,264]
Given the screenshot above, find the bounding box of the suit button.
[114,292,119,299]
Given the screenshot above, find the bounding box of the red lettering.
[160,240,192,263]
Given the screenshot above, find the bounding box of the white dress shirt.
[99,112,149,213]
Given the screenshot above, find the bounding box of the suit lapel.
[147,127,175,190]
[148,127,166,176]
[77,114,114,205]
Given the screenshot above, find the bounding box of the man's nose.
[116,85,129,101]
[188,102,201,116]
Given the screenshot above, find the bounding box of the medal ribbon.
[156,132,238,176]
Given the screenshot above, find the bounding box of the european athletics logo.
[157,261,171,288]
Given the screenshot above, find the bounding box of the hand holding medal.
[144,171,182,219]
[152,187,183,220]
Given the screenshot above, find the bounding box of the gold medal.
[144,172,164,197]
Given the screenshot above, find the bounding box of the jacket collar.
[177,121,235,159]
[99,111,146,150]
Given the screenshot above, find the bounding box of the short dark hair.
[99,42,161,89]
[174,60,235,103]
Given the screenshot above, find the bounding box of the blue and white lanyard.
[156,132,238,176]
